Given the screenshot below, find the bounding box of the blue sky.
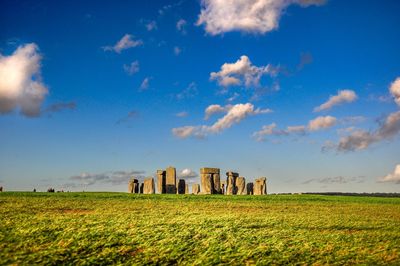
[1,0,400,193]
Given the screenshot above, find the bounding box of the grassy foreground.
[0,192,399,265]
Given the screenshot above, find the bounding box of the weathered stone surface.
[192,184,200,194]
[177,179,186,194]
[143,178,155,194]
[166,166,177,194]
[139,183,144,194]
[156,170,166,194]
[254,177,267,195]
[185,184,189,194]
[226,172,238,195]
[201,173,213,194]
[236,177,246,195]
[128,178,139,193]
[213,173,221,194]
[220,181,226,195]
[200,167,220,174]
[246,182,254,195]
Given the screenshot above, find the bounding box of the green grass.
[1,192,399,265]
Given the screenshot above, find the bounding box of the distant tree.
[47,188,55,193]
[33,188,36,192]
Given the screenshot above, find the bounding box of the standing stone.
[185,184,189,194]
[0,186,3,192]
[200,173,213,194]
[213,173,221,194]
[156,170,166,194]
[220,181,226,195]
[128,178,139,193]
[236,177,246,195]
[143,178,155,194]
[166,166,177,194]
[247,183,254,195]
[177,179,186,194]
[192,184,200,195]
[226,172,239,195]
[139,183,144,194]
[254,177,267,195]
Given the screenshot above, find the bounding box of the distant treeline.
[273,192,400,198]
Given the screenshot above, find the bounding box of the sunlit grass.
[1,192,399,265]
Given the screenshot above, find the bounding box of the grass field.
[1,192,399,265]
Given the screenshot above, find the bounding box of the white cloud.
[175,111,188,117]
[146,21,157,31]
[103,34,143,53]
[178,168,198,178]
[69,170,145,186]
[176,19,187,34]
[204,104,231,120]
[390,77,400,106]
[139,77,151,91]
[173,103,271,139]
[314,90,357,112]
[330,111,400,152]
[123,60,139,75]
[0,43,48,117]
[379,164,400,184]
[210,55,277,88]
[174,46,182,55]
[197,0,325,35]
[308,116,337,131]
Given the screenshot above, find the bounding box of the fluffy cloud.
[253,116,335,142]
[197,0,325,35]
[210,55,277,88]
[173,103,271,139]
[103,34,143,53]
[314,90,357,112]
[178,168,198,179]
[390,77,400,106]
[0,43,48,117]
[204,104,230,120]
[70,170,145,186]
[379,164,400,184]
[308,116,337,131]
[123,60,139,75]
[176,19,187,34]
[331,111,400,152]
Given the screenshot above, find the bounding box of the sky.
[0,0,400,193]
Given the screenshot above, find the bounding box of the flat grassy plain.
[0,192,399,265]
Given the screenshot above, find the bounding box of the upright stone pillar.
[166,166,177,194]
[156,170,166,194]
[143,177,155,194]
[236,177,246,195]
[139,183,144,194]
[254,177,267,195]
[246,182,254,195]
[213,173,221,194]
[220,181,226,195]
[128,178,139,193]
[185,184,189,194]
[226,171,239,195]
[201,173,213,194]
[177,179,186,194]
[192,184,200,195]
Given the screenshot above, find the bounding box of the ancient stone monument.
[247,182,254,195]
[236,177,246,195]
[0,186,3,192]
[192,184,200,195]
[226,171,239,195]
[254,177,267,195]
[177,179,186,194]
[185,184,189,194]
[128,178,139,193]
[220,181,226,195]
[143,177,155,194]
[166,166,177,194]
[156,170,166,194]
[140,183,144,194]
[200,168,221,194]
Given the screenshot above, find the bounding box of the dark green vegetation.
[1,192,399,265]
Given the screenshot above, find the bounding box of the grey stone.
[201,173,213,194]
[246,183,254,195]
[128,178,139,193]
[143,178,155,194]
[226,172,238,195]
[192,184,200,195]
[177,179,186,194]
[139,183,144,194]
[200,167,220,174]
[220,181,226,195]
[213,173,221,194]
[156,170,166,194]
[166,166,177,194]
[254,177,267,195]
[236,177,246,195]
[185,184,189,194]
